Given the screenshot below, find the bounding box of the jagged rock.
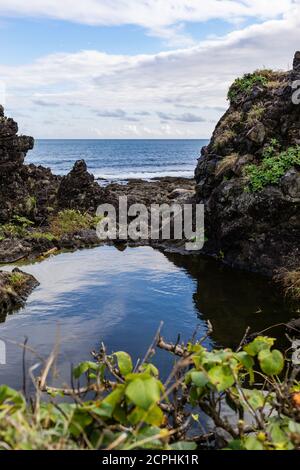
[195,52,300,276]
[0,110,107,223]
[293,52,300,72]
[57,159,105,213]
[0,268,39,316]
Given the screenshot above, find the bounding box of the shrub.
[29,231,56,242]
[245,143,300,192]
[50,210,102,237]
[247,103,265,126]
[0,332,298,450]
[228,73,268,103]
[0,215,34,239]
[9,271,26,288]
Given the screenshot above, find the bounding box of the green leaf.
[234,351,255,370]
[244,336,275,357]
[95,385,125,418]
[140,363,159,377]
[202,350,232,366]
[73,361,98,379]
[267,419,290,446]
[207,365,235,392]
[242,389,265,410]
[128,404,164,426]
[190,371,209,388]
[0,385,25,409]
[288,420,300,434]
[114,352,133,376]
[171,442,197,450]
[69,409,93,438]
[244,436,264,450]
[125,377,161,410]
[258,349,284,376]
[226,439,244,450]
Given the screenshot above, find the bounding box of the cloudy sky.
[0,0,299,138]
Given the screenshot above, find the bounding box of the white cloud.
[0,0,295,25]
[0,0,296,44]
[1,1,299,138]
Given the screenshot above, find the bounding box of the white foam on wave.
[94,169,195,181]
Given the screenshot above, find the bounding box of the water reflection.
[165,253,296,348]
[0,246,296,389]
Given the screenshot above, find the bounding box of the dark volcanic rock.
[0,268,39,317]
[0,110,60,223]
[57,159,105,212]
[195,52,300,276]
[0,110,107,224]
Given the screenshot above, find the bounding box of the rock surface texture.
[195,53,300,276]
[0,268,39,318]
[0,109,105,224]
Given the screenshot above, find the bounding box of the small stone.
[246,123,266,144]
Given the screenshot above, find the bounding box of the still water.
[0,246,295,390]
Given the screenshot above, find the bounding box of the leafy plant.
[9,271,26,288]
[0,215,34,239]
[29,231,56,242]
[247,103,265,126]
[228,73,268,103]
[0,330,298,451]
[50,210,102,237]
[245,143,300,192]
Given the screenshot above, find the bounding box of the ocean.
[27,139,208,181]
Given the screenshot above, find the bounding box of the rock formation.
[0,268,39,318]
[0,108,105,224]
[195,52,300,277]
[57,159,104,212]
[0,106,60,223]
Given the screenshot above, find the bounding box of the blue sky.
[0,17,252,64]
[0,0,299,138]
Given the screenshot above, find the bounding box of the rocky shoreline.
[0,52,300,312]
[0,268,39,318]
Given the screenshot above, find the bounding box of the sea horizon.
[28,138,208,181]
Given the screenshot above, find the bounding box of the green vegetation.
[245,141,300,192]
[0,215,34,239]
[228,73,268,103]
[0,333,299,450]
[29,231,56,242]
[50,210,102,237]
[227,69,286,104]
[247,103,265,126]
[212,111,244,152]
[9,271,26,288]
[213,129,236,151]
[0,210,102,242]
[25,196,37,214]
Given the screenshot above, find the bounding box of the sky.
[0,0,299,139]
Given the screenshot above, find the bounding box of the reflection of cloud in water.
[2,246,180,308]
[0,245,205,389]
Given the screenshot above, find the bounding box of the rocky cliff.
[195,52,300,278]
[0,107,104,224]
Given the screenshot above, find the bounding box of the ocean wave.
[94,169,195,181]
